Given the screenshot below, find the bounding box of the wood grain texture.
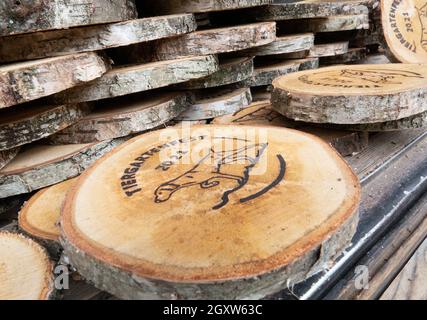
[272,64,427,124]
[154,22,276,60]
[52,55,218,103]
[61,125,360,299]
[0,0,137,37]
[0,53,109,109]
[0,232,53,300]
[0,14,197,63]
[0,148,19,170]
[0,140,125,199]
[0,102,92,151]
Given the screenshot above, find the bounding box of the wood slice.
[153,22,276,60]
[212,100,369,156]
[381,0,427,63]
[0,14,197,63]
[0,232,53,300]
[177,87,252,120]
[236,33,314,57]
[0,148,19,170]
[271,64,427,124]
[52,55,218,103]
[49,93,191,144]
[19,178,77,257]
[61,125,361,299]
[179,57,254,89]
[0,53,109,109]
[0,140,124,199]
[320,47,367,65]
[257,0,373,21]
[0,0,137,37]
[243,60,301,87]
[140,0,272,14]
[0,102,92,151]
[308,41,350,58]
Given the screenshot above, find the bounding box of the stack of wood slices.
[0,0,426,300]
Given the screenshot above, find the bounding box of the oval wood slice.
[19,178,77,257]
[272,64,427,124]
[177,87,252,120]
[0,0,137,37]
[52,55,218,103]
[154,22,276,60]
[237,33,314,57]
[381,0,427,63]
[0,148,19,170]
[140,0,272,14]
[243,60,301,87]
[212,101,369,156]
[49,93,191,144]
[0,232,53,300]
[0,140,124,199]
[308,41,350,58]
[320,47,367,65]
[0,102,92,151]
[0,14,197,63]
[0,53,109,109]
[61,125,361,299]
[179,57,254,89]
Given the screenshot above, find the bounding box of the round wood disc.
[0,53,109,109]
[52,55,218,103]
[0,0,137,37]
[0,14,197,63]
[49,93,190,144]
[0,147,19,170]
[308,41,350,58]
[243,60,301,87]
[272,64,427,124]
[0,232,53,300]
[177,87,252,120]
[0,140,124,199]
[0,102,92,151]
[61,125,360,299]
[212,101,369,156]
[179,57,254,89]
[154,22,276,60]
[381,0,427,63]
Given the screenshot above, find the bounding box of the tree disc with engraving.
[0,232,53,300]
[381,0,427,63]
[0,53,109,109]
[0,102,91,151]
[272,64,427,124]
[0,14,197,63]
[52,55,218,103]
[61,125,361,299]
[19,178,77,257]
[49,93,190,144]
[0,140,124,199]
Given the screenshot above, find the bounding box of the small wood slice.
[237,33,314,57]
[0,140,124,199]
[0,148,19,170]
[308,41,350,58]
[0,53,109,109]
[154,22,276,60]
[49,93,191,144]
[320,47,367,65]
[52,55,218,103]
[61,125,360,299]
[177,87,252,120]
[179,57,254,89]
[271,64,427,124]
[0,14,197,63]
[257,0,372,21]
[0,232,53,300]
[381,0,427,63]
[0,0,137,37]
[212,100,369,156]
[243,60,301,87]
[19,178,77,257]
[140,0,272,14]
[0,102,92,151]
